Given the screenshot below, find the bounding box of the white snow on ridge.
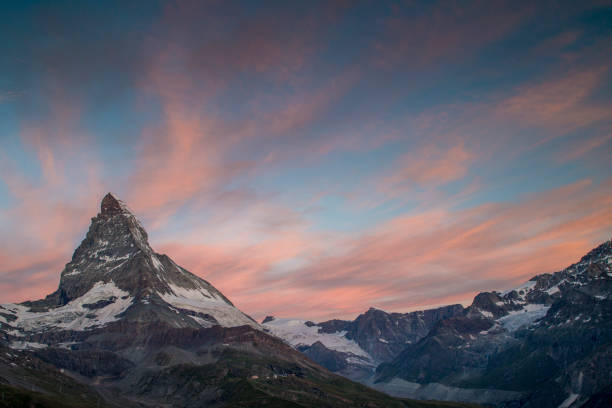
[3,281,133,334]
[263,318,374,364]
[9,341,47,350]
[546,285,560,295]
[166,284,216,301]
[497,303,550,332]
[159,283,259,329]
[63,270,81,277]
[151,254,164,271]
[99,254,130,263]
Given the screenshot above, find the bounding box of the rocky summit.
[10,192,257,331]
[0,193,472,408]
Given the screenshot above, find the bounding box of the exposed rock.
[264,304,465,379]
[344,304,465,362]
[298,341,349,372]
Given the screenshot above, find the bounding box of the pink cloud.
[497,67,610,137]
[384,143,474,189]
[240,179,612,320]
[0,95,107,303]
[125,38,360,226]
[133,178,612,322]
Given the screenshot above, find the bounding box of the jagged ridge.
[375,239,612,407]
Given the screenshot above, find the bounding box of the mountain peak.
[14,192,259,331]
[101,192,130,216]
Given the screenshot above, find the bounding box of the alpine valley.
[0,194,477,408]
[263,241,612,408]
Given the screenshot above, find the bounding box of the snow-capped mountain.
[1,193,257,340]
[0,193,442,408]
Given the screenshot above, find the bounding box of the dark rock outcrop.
[342,304,465,362]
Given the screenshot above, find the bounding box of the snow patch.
[98,254,130,263]
[595,295,607,300]
[106,259,129,273]
[3,281,133,332]
[167,284,215,301]
[64,270,81,277]
[159,283,258,329]
[9,341,47,350]
[480,310,493,318]
[151,255,164,271]
[497,303,550,332]
[263,318,373,364]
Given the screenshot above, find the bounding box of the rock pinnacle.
[101,193,125,215]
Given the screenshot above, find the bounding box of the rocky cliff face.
[342,304,465,362]
[262,304,464,380]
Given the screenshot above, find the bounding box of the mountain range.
[263,240,612,407]
[0,194,477,408]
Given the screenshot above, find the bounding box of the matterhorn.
[0,193,432,407]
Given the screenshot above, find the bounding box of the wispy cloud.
[384,143,474,189]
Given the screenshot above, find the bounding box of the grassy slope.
[1,345,480,407]
[0,347,111,408]
[136,348,480,408]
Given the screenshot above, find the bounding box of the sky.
[1,0,611,321]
